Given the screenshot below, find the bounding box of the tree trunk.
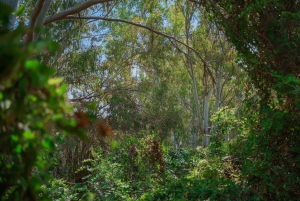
[211,67,222,134]
[36,0,52,27]
[202,87,213,147]
[184,5,202,148]
[214,70,222,112]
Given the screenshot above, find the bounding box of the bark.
[3,0,20,29]
[26,0,46,42]
[225,130,230,142]
[203,87,213,147]
[36,0,52,27]
[184,4,203,148]
[211,67,222,136]
[43,0,114,25]
[171,133,180,150]
[189,61,202,147]
[214,71,222,112]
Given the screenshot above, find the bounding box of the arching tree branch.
[43,0,114,25]
[57,15,208,65]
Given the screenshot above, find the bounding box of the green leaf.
[70,119,76,127]
[110,140,119,149]
[23,131,35,139]
[52,114,63,121]
[6,164,12,169]
[11,135,18,142]
[28,94,37,102]
[0,92,3,100]
[48,77,63,85]
[15,144,22,153]
[35,121,44,129]
[55,83,67,95]
[13,5,25,16]
[87,101,98,110]
[25,60,40,70]
[43,139,54,150]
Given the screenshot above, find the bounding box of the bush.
[0,5,84,200]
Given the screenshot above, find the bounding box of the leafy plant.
[0,4,85,200]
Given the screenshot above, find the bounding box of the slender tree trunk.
[214,69,222,112]
[36,0,52,27]
[202,87,213,147]
[25,0,54,42]
[171,133,179,150]
[184,7,202,148]
[189,60,203,147]
[225,131,230,142]
[211,66,222,134]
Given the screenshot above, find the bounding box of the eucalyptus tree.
[167,0,244,147]
[197,0,300,199]
[3,0,242,148]
[96,0,191,138]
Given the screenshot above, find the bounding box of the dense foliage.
[1,0,300,200]
[199,0,300,199]
[0,4,85,200]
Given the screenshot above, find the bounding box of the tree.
[198,0,300,199]
[0,3,89,200]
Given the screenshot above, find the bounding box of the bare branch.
[43,0,114,25]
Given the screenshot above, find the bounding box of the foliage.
[200,0,300,199]
[47,179,80,201]
[59,135,166,200]
[0,4,84,200]
[2,0,300,200]
[66,138,247,201]
[165,148,197,178]
[140,147,245,201]
[208,106,246,157]
[140,177,243,201]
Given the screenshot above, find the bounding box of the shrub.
[0,5,84,200]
